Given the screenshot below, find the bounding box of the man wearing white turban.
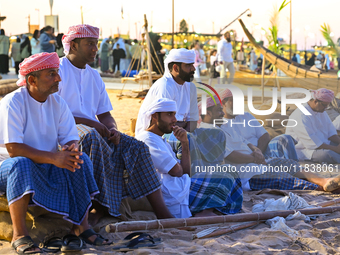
[135,48,199,136]
[136,98,192,218]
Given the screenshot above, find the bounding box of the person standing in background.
[10,37,21,74]
[217,32,235,84]
[56,33,65,57]
[99,38,110,73]
[40,26,56,53]
[20,36,31,60]
[30,30,41,55]
[0,29,10,74]
[124,39,132,71]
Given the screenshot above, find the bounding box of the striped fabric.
[166,128,242,214]
[264,134,299,161]
[0,155,98,225]
[249,158,319,190]
[190,171,243,215]
[77,124,161,217]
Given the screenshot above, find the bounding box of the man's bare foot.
[194,209,218,217]
[88,209,105,227]
[11,235,41,254]
[324,176,340,192]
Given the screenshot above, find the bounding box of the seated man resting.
[0,53,110,254]
[137,98,243,217]
[136,99,192,218]
[198,95,340,192]
[286,88,340,164]
[58,24,173,223]
[220,88,298,161]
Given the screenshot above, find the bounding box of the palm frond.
[279,0,290,12]
[320,23,340,56]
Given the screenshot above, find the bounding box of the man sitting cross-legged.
[198,95,340,192]
[0,53,111,254]
[286,88,340,165]
[137,98,243,217]
[220,88,299,161]
[57,24,173,224]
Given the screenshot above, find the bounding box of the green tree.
[179,19,188,33]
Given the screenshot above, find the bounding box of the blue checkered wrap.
[0,155,98,225]
[264,134,298,161]
[77,124,161,217]
[165,128,242,214]
[249,158,319,190]
[189,171,243,215]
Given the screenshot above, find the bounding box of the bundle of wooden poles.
[106,198,340,239]
[0,79,18,96]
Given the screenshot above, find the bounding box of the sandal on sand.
[112,232,162,252]
[61,234,85,252]
[41,236,63,253]
[11,236,42,254]
[78,229,112,246]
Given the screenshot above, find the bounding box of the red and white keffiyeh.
[62,24,99,55]
[220,88,233,100]
[311,88,334,103]
[17,52,60,86]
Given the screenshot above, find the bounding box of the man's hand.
[251,148,266,165]
[49,40,56,44]
[93,121,111,138]
[334,144,340,154]
[173,126,188,143]
[53,147,84,172]
[109,128,121,145]
[175,121,187,129]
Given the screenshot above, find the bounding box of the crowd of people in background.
[1,26,339,78]
[0,26,65,75]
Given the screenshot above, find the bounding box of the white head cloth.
[164,48,195,76]
[140,98,177,131]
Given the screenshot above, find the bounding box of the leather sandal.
[11,236,42,254]
[78,229,112,246]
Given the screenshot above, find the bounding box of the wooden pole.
[80,6,84,25]
[106,206,340,233]
[289,0,292,59]
[195,196,340,239]
[144,14,153,87]
[261,55,266,103]
[172,0,174,49]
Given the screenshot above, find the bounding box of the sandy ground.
[1,79,340,254]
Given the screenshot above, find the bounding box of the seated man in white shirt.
[136,98,192,218]
[286,88,340,164]
[136,48,199,136]
[199,95,340,192]
[137,98,243,217]
[0,53,110,254]
[58,24,173,224]
[220,88,299,161]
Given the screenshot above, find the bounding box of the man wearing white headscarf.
[136,98,192,218]
[135,48,199,136]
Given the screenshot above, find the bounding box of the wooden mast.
[144,14,153,87]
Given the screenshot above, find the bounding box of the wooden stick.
[105,206,340,233]
[195,197,340,239]
[194,221,261,239]
[316,198,340,208]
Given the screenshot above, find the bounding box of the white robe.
[286,103,337,160]
[136,131,191,218]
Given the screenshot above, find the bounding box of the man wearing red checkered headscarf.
[57,24,174,224]
[0,52,111,253]
[287,88,340,166]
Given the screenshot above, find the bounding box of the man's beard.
[178,67,194,82]
[226,38,231,43]
[158,117,173,134]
